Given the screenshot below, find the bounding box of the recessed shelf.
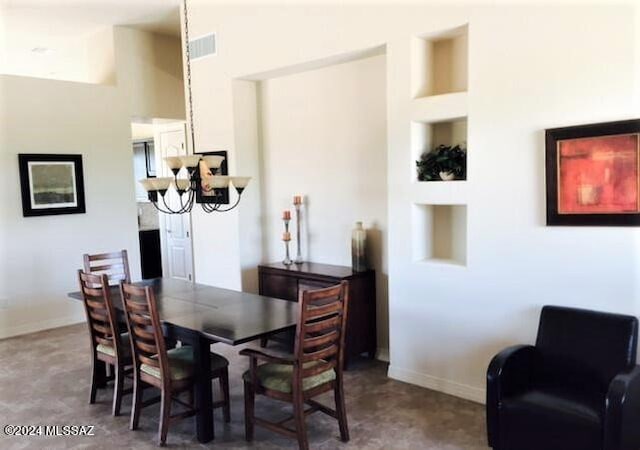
[411,91,467,123]
[412,203,467,266]
[412,117,467,182]
[412,25,468,99]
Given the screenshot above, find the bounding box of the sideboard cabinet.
[258,262,376,365]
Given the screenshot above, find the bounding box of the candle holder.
[294,202,303,264]
[282,216,292,266]
[283,239,292,266]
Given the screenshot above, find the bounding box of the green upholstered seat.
[140,346,228,382]
[242,361,335,394]
[97,333,130,358]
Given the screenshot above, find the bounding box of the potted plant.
[416,144,467,181]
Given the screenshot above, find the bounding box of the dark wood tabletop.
[68,277,297,345]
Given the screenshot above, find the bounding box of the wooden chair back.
[120,283,169,385]
[83,250,131,285]
[78,270,122,358]
[294,281,349,381]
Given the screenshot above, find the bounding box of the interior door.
[158,127,194,282]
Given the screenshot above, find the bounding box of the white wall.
[258,55,389,354]
[183,2,640,403]
[0,75,140,338]
[114,27,185,120]
[0,27,186,339]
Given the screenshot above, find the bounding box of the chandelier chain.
[139,0,249,215]
[183,0,196,154]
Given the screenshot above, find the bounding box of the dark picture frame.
[196,150,229,205]
[545,119,640,226]
[18,154,86,217]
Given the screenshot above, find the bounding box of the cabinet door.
[260,273,298,301]
[145,141,156,176]
[139,230,162,279]
[133,143,149,201]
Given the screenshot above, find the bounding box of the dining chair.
[241,281,350,450]
[77,270,133,416]
[83,250,131,381]
[120,282,231,446]
[83,249,131,285]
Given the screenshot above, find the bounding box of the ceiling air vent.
[189,33,216,60]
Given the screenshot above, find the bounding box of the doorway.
[130,120,194,282]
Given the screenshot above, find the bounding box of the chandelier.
[138,0,250,214]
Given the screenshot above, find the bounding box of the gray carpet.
[0,324,486,449]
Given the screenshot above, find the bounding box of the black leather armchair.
[487,306,640,450]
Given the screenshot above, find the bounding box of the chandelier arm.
[151,198,176,215]
[201,202,215,213]
[178,188,196,214]
[211,194,242,212]
[187,189,197,213]
[161,193,189,215]
[178,190,192,210]
[161,196,179,214]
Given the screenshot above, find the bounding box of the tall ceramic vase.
[351,221,367,272]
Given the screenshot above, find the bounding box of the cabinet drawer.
[260,274,298,301]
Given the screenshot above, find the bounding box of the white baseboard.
[0,314,85,340]
[376,347,390,362]
[388,364,486,404]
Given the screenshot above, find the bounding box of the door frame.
[153,121,196,282]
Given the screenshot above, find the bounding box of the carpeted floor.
[0,324,487,449]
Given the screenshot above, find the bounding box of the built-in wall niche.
[412,25,468,99]
[412,203,467,266]
[412,117,467,181]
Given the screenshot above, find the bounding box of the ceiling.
[0,0,181,38]
[0,0,181,82]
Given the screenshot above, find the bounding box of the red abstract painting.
[557,134,639,214]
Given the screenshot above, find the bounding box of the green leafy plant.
[416,144,467,181]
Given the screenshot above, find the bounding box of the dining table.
[68,277,298,443]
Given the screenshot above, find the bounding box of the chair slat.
[91,322,112,336]
[95,336,113,347]
[129,313,153,326]
[135,339,159,355]
[304,316,340,334]
[85,298,106,309]
[88,310,109,323]
[125,299,151,312]
[306,301,342,319]
[132,325,155,341]
[303,330,339,349]
[302,344,338,362]
[86,251,127,261]
[138,353,160,368]
[82,286,104,297]
[90,262,124,272]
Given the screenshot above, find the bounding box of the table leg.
[194,334,214,443]
[95,359,107,388]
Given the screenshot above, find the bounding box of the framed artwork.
[18,154,86,217]
[545,119,640,226]
[196,150,229,205]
